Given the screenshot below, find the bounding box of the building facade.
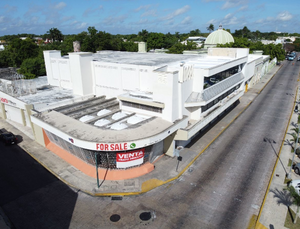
[0,47,273,180]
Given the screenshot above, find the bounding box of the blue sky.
[0,0,299,36]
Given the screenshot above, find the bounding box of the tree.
[147,33,166,50]
[18,57,45,79]
[138,29,149,42]
[121,41,138,52]
[207,24,214,33]
[189,29,201,36]
[167,41,197,54]
[4,38,39,67]
[87,26,98,37]
[286,186,300,223]
[46,28,63,42]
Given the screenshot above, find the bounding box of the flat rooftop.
[92,51,234,69]
[33,95,187,142]
[1,76,84,112]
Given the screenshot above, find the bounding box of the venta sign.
[116,148,145,169]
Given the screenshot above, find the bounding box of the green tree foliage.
[121,41,138,52]
[138,29,149,42]
[2,38,39,67]
[147,33,166,49]
[293,38,300,52]
[207,24,214,33]
[286,186,300,223]
[46,28,64,42]
[189,29,201,36]
[0,49,14,67]
[167,41,197,54]
[218,37,285,61]
[263,43,285,60]
[18,57,46,79]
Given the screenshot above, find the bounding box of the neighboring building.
[204,25,234,48]
[182,36,206,48]
[0,46,274,180]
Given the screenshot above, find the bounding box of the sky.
[0,0,300,36]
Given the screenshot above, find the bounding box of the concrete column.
[0,103,6,119]
[163,132,176,157]
[68,52,94,96]
[24,104,35,135]
[33,123,46,147]
[20,109,26,126]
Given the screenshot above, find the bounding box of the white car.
[288,180,300,195]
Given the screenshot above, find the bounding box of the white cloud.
[103,15,128,25]
[0,16,5,23]
[222,13,239,25]
[136,18,149,25]
[45,20,54,25]
[54,2,66,10]
[181,16,191,25]
[237,5,248,12]
[76,22,87,29]
[277,11,292,21]
[141,10,157,17]
[222,0,248,10]
[4,5,17,13]
[83,6,103,17]
[255,11,293,26]
[163,5,190,20]
[135,5,152,12]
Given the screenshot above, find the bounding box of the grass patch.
[285,178,292,184]
[288,159,293,166]
[285,207,300,228]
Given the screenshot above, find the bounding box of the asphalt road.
[0,135,78,229]
[1,60,300,229]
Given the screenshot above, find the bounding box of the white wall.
[244,61,255,82]
[152,70,180,122]
[139,66,155,92]
[58,59,72,89]
[121,64,140,91]
[93,62,123,98]
[69,52,94,96]
[43,51,62,87]
[5,105,23,125]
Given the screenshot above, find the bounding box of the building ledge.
[118,93,165,109]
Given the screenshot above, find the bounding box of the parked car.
[293,162,300,175]
[288,179,300,195]
[0,132,18,145]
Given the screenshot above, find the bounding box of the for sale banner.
[116,149,145,168]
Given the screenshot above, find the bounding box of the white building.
[0,46,274,180]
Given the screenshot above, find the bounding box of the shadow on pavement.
[0,141,78,229]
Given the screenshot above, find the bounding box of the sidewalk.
[0,63,291,228]
[257,88,300,228]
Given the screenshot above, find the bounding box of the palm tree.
[47,28,63,42]
[286,186,300,223]
[206,24,214,33]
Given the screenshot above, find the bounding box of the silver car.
[288,179,300,195]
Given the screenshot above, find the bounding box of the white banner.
[116,149,144,168]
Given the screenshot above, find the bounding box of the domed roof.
[204,25,234,45]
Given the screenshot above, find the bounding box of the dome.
[204,25,234,46]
